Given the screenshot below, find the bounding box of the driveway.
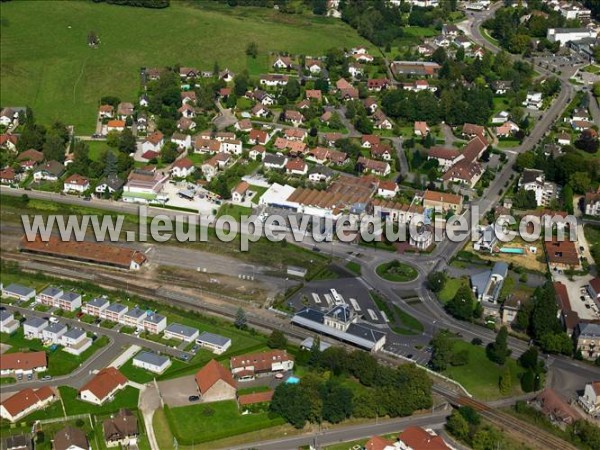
[157,374,198,407]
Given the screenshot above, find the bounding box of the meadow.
[0,1,369,133]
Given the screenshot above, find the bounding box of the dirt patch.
[0,343,11,354]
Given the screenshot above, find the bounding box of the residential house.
[491,80,512,95]
[178,104,196,119]
[63,174,90,194]
[377,181,398,198]
[177,117,196,132]
[79,367,128,405]
[496,121,520,137]
[557,132,571,146]
[22,319,48,340]
[588,278,600,301]
[283,110,305,127]
[1,434,32,450]
[0,167,17,185]
[370,143,393,161]
[179,67,198,79]
[427,146,463,171]
[578,381,600,417]
[41,322,67,344]
[533,388,581,425]
[286,158,308,176]
[0,351,47,375]
[82,297,109,317]
[305,58,323,74]
[518,169,559,207]
[36,286,63,307]
[201,153,229,181]
[462,123,486,139]
[454,35,472,49]
[171,157,195,178]
[554,281,580,337]
[308,165,334,183]
[348,62,364,78]
[143,313,167,334]
[0,134,18,151]
[423,189,463,213]
[57,291,82,312]
[193,138,221,154]
[103,409,139,448]
[0,387,55,423]
[251,104,271,118]
[0,311,19,334]
[163,323,199,342]
[251,90,275,105]
[362,135,380,148]
[414,121,430,136]
[2,284,36,302]
[259,74,289,87]
[195,360,237,402]
[52,426,89,450]
[17,149,44,166]
[132,352,171,374]
[61,328,92,356]
[232,181,250,203]
[263,154,288,170]
[101,303,128,323]
[142,132,164,153]
[363,97,378,114]
[273,56,293,70]
[248,129,270,146]
[171,133,192,151]
[492,111,510,124]
[32,161,64,182]
[220,139,242,155]
[117,102,134,119]
[230,350,294,380]
[181,91,197,105]
[306,89,322,102]
[367,78,390,92]
[235,119,253,133]
[434,35,451,47]
[442,23,460,37]
[544,238,580,270]
[470,261,509,304]
[196,332,232,355]
[358,157,391,177]
[121,307,147,329]
[95,175,124,195]
[249,145,266,160]
[139,94,149,108]
[523,92,543,109]
[98,105,115,119]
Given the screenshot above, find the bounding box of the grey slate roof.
[23,317,47,329]
[144,313,166,324]
[59,291,81,303]
[87,297,110,309]
[106,303,128,314]
[124,307,147,320]
[196,331,231,347]
[3,283,35,297]
[165,323,198,338]
[0,310,13,322]
[45,322,67,334]
[578,322,600,338]
[133,351,170,367]
[39,286,63,298]
[63,328,86,340]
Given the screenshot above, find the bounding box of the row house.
[143,313,167,335]
[82,297,110,317]
[102,303,129,323]
[358,156,391,176]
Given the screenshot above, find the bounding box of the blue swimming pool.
[286,376,300,384]
[499,247,525,254]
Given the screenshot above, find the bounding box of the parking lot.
[289,278,387,326]
[157,374,200,407]
[160,181,218,217]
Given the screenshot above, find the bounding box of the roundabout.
[375,260,419,283]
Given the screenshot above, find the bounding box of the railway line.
[0,252,579,450]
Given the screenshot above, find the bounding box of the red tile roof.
[238,390,274,406]
[173,157,193,169]
[365,436,394,450]
[423,189,462,206]
[195,360,236,395]
[234,181,250,195]
[17,149,44,162]
[362,135,380,146]
[0,387,55,418]
[398,427,450,450]
[230,350,293,373]
[428,146,460,161]
[107,120,125,128]
[544,238,579,266]
[64,174,89,186]
[0,351,47,372]
[79,367,128,402]
[146,131,164,145]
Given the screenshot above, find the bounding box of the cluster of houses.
[364,426,452,450]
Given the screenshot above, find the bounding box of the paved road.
[227,409,450,450]
[0,303,192,395]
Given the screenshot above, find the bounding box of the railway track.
[1,253,579,450]
[447,393,577,450]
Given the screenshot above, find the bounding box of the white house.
[79,367,128,405]
[171,133,192,150]
[0,387,56,423]
[518,169,559,207]
[196,332,232,355]
[2,283,36,302]
[492,111,510,124]
[42,322,67,344]
[163,323,199,342]
[121,307,147,328]
[132,351,171,374]
[232,181,250,203]
[142,132,164,153]
[23,318,48,339]
[0,311,19,334]
[61,328,92,356]
[143,313,167,334]
[63,174,90,194]
[547,28,596,46]
[578,381,600,416]
[220,139,242,155]
[377,181,398,198]
[171,157,195,178]
[523,92,543,109]
[82,297,110,317]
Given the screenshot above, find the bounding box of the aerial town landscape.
[0,0,600,449]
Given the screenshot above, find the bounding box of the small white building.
[82,297,110,317]
[22,317,48,339]
[61,328,92,356]
[121,307,147,328]
[41,322,68,344]
[163,323,199,342]
[0,311,19,334]
[2,284,36,302]
[196,332,232,355]
[143,313,167,334]
[63,174,90,194]
[132,351,171,374]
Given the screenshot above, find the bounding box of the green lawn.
[583,64,600,74]
[438,277,468,304]
[403,26,437,37]
[375,261,418,282]
[0,1,369,133]
[59,385,139,415]
[0,329,109,377]
[444,340,525,401]
[497,139,520,148]
[165,400,285,445]
[345,261,361,275]
[249,185,268,204]
[216,203,253,221]
[87,140,117,162]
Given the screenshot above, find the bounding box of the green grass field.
[438,277,468,304]
[444,340,525,401]
[0,1,369,133]
[59,385,139,416]
[165,401,285,444]
[87,140,117,162]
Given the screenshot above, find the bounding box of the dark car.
[312,246,321,252]
[188,395,200,402]
[406,354,414,359]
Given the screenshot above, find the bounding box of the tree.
[282,79,301,101]
[539,332,573,355]
[308,336,321,367]
[456,46,465,62]
[431,47,448,65]
[321,381,353,423]
[472,427,502,450]
[521,369,535,392]
[569,171,592,194]
[446,285,475,321]
[561,184,574,214]
[487,326,510,365]
[519,347,539,370]
[117,128,136,153]
[270,383,311,428]
[42,135,66,162]
[160,142,178,164]
[234,72,249,97]
[354,114,373,134]
[245,41,258,58]
[430,331,453,371]
[499,366,512,395]
[234,307,247,329]
[106,130,120,148]
[427,271,447,293]
[267,330,287,349]
[446,409,470,441]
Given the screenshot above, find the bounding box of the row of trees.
[15,108,70,163]
[92,0,169,8]
[271,340,432,428]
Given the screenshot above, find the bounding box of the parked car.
[42,375,52,381]
[188,395,200,402]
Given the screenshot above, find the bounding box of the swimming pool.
[499,247,525,254]
[286,376,300,384]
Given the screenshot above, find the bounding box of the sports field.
[0,1,369,133]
